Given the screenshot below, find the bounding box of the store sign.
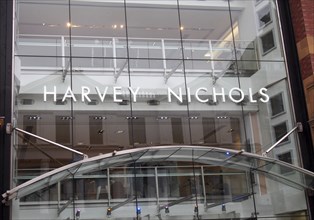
[43,86,269,104]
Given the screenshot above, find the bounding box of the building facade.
[1,0,314,220]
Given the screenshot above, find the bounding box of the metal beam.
[58,198,73,216]
[159,195,193,211]
[164,60,183,83]
[263,122,303,156]
[205,193,252,210]
[62,60,70,82]
[111,196,136,211]
[114,60,128,83]
[13,127,88,159]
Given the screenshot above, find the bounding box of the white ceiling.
[17,0,241,40]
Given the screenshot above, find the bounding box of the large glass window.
[12,0,310,219]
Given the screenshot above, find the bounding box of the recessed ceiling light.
[216,116,228,119]
[204,51,211,57]
[66,22,71,27]
[157,116,169,120]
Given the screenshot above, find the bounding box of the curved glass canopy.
[2,146,314,203]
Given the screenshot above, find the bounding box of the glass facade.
[10,0,313,219]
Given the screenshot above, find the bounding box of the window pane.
[261,30,276,55]
[270,93,285,116]
[257,4,272,28]
[273,122,288,142]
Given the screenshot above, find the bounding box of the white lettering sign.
[43,86,270,104]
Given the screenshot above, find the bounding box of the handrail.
[18,33,251,44]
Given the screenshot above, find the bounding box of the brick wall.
[289,0,314,142]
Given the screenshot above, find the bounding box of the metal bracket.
[6,123,13,134]
[296,122,303,132]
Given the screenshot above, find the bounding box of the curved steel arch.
[2,145,314,203]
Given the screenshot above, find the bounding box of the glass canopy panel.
[255,162,309,189]
[196,156,226,167]
[137,147,182,163]
[74,153,139,176]
[166,148,194,162]
[8,164,81,200]
[260,170,307,191]
[100,154,133,167]
[3,146,314,218]
[3,146,314,203]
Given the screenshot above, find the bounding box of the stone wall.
[289,0,314,143]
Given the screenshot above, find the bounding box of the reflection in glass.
[257,4,272,28]
[273,122,288,143]
[270,93,285,116]
[261,30,276,55]
[277,151,293,174]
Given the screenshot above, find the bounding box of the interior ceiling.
[18,1,241,40]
